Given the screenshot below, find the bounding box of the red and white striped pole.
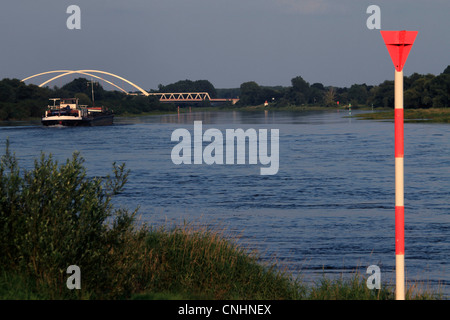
[381,30,417,300]
[394,69,405,300]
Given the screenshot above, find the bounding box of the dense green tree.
[369,80,394,108]
[291,76,309,93]
[309,83,325,105]
[404,75,434,108]
[258,87,284,104]
[1,65,449,121]
[288,76,310,105]
[216,88,241,99]
[239,81,261,106]
[158,79,217,98]
[74,93,92,106]
[61,78,106,101]
[348,84,369,106]
[335,87,348,106]
[429,72,450,108]
[0,77,176,120]
[0,82,14,102]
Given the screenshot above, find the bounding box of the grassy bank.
[0,141,442,300]
[355,108,450,123]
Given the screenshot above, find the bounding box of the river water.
[1,109,448,297]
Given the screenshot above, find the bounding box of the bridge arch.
[40,71,130,95]
[21,70,149,96]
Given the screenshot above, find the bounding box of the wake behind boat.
[41,98,114,126]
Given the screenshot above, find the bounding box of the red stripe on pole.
[395,108,404,157]
[395,206,405,254]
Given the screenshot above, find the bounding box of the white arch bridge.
[21,69,239,104]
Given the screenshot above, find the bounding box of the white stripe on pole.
[394,69,405,300]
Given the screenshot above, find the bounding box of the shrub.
[1,140,440,300]
[0,140,139,298]
[0,140,304,299]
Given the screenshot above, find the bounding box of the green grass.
[355,108,450,123]
[0,140,443,300]
[1,219,443,300]
[139,223,307,300]
[0,271,51,300]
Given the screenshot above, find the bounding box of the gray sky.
[1,0,449,91]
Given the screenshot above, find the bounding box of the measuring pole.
[394,68,405,300]
[381,30,417,300]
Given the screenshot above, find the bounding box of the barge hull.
[42,115,114,126]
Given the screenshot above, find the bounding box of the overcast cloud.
[0,0,448,90]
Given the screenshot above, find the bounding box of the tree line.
[0,66,448,120]
[236,65,449,109]
[155,79,217,98]
[0,78,175,120]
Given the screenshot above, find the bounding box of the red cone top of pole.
[381,30,418,71]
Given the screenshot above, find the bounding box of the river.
[1,109,448,297]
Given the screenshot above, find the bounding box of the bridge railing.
[148,92,211,102]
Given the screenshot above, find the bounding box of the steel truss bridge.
[21,69,239,105]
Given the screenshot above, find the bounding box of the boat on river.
[41,98,114,126]
[42,79,114,126]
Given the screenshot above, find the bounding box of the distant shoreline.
[164,104,379,113]
[0,104,362,123]
[3,106,449,124]
[354,108,450,123]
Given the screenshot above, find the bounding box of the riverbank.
[0,223,441,300]
[0,104,379,124]
[0,142,443,300]
[354,108,450,123]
